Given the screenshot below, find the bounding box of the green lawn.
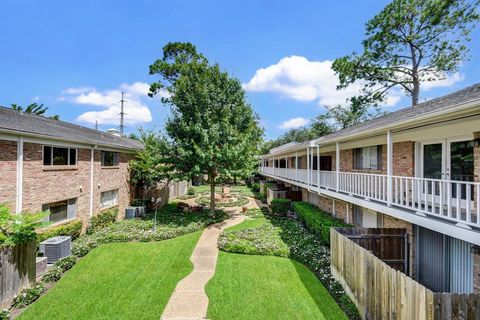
[18,232,201,320]
[206,252,347,320]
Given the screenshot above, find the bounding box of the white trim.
[335,142,340,191]
[15,137,23,214]
[89,147,95,218]
[387,130,393,206]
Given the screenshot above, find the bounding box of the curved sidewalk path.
[161,198,256,319]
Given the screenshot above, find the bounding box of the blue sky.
[1,0,479,140]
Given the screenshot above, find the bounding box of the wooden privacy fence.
[0,242,36,307]
[331,228,480,320]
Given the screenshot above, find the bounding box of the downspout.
[89,145,96,218]
[15,136,23,214]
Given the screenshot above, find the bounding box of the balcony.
[260,166,480,232]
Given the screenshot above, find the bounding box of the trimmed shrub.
[251,183,260,193]
[87,208,118,234]
[270,198,291,216]
[187,186,196,195]
[292,202,350,246]
[54,255,77,272]
[12,283,45,308]
[41,266,63,283]
[36,219,82,243]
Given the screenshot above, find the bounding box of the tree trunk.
[233,174,237,185]
[411,78,420,105]
[209,173,216,216]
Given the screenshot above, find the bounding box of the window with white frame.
[42,198,77,223]
[101,151,119,167]
[100,189,119,208]
[43,146,77,166]
[353,145,383,170]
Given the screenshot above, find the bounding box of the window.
[43,146,77,166]
[101,151,119,167]
[100,189,118,208]
[42,198,76,223]
[353,145,382,170]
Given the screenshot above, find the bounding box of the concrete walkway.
[161,208,246,320]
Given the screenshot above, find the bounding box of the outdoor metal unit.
[125,207,138,219]
[39,236,71,264]
[131,206,146,217]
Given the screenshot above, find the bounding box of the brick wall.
[383,215,416,277]
[0,140,17,211]
[20,142,134,229]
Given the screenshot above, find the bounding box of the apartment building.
[259,83,480,294]
[0,107,142,228]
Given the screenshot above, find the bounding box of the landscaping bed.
[194,194,249,208]
[217,203,359,319]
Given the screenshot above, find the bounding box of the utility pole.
[119,91,125,136]
[95,120,98,130]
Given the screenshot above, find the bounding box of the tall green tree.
[149,42,263,213]
[11,103,59,120]
[332,0,480,105]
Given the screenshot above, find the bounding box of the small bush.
[87,208,118,234]
[54,255,77,272]
[251,183,260,193]
[292,202,350,246]
[41,266,63,283]
[12,283,45,308]
[270,199,291,216]
[36,219,82,243]
[187,186,196,195]
[0,309,10,320]
[72,237,98,257]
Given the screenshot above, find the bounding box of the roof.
[264,82,480,156]
[0,107,143,151]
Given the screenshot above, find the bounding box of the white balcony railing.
[260,166,480,228]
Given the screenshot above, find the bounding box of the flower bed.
[194,194,249,208]
[218,211,359,319]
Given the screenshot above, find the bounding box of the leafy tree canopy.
[11,103,60,120]
[148,42,263,212]
[332,0,480,105]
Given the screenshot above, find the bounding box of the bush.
[270,199,291,216]
[251,183,260,193]
[12,283,45,308]
[87,208,118,234]
[72,237,99,257]
[0,205,49,247]
[36,219,82,243]
[187,186,196,195]
[292,202,350,246]
[54,255,77,272]
[41,266,63,283]
[0,309,9,320]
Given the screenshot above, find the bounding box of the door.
[420,138,474,211]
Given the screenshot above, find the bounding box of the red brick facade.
[1,139,135,228]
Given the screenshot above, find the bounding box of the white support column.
[89,146,95,218]
[387,130,393,206]
[295,152,298,182]
[307,146,310,188]
[336,142,340,192]
[15,136,23,214]
[273,155,275,177]
[317,145,320,195]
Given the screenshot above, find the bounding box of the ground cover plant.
[217,207,359,319]
[206,252,347,320]
[194,194,249,208]
[18,232,201,320]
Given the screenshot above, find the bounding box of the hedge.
[87,207,118,234]
[270,198,291,215]
[292,201,350,246]
[36,219,83,243]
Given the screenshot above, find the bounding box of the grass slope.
[206,252,347,320]
[18,232,201,320]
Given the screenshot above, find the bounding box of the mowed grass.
[18,232,201,320]
[206,252,347,320]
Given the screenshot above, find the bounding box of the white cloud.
[421,72,464,91]
[245,56,464,108]
[279,117,309,129]
[62,82,154,125]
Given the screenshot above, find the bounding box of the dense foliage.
[194,195,249,208]
[293,201,351,246]
[11,283,45,308]
[86,208,118,234]
[148,42,263,213]
[0,205,49,247]
[270,198,291,216]
[36,219,82,243]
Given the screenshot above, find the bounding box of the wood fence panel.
[0,242,36,307]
